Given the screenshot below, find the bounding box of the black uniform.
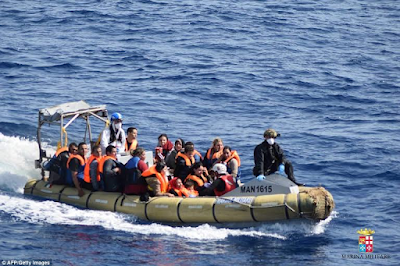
[253,140,296,183]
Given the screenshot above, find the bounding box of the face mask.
[267,138,275,145]
[114,122,122,130]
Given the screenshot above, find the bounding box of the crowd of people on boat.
[45,112,302,199]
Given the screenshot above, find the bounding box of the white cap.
[211,163,227,174]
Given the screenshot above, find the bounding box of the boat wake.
[0,133,44,193]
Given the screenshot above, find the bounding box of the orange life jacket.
[185,174,207,187]
[142,165,168,193]
[83,155,102,183]
[176,152,195,166]
[97,155,117,174]
[169,178,190,197]
[66,154,86,169]
[125,139,138,152]
[206,148,223,160]
[187,188,199,197]
[223,150,241,167]
[55,146,68,157]
[214,175,236,197]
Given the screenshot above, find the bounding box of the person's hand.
[78,189,85,197]
[167,193,175,197]
[256,175,266,180]
[278,164,285,175]
[114,167,121,173]
[204,182,211,188]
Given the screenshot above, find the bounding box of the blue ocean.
[1,0,399,265]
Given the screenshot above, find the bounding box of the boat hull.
[24,179,334,223]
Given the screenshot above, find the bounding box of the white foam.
[0,194,286,241]
[0,133,45,193]
[310,210,338,235]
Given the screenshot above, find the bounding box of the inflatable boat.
[25,101,335,224]
[24,174,334,223]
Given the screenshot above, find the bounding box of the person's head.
[158,134,169,146]
[191,162,204,176]
[184,142,195,157]
[175,178,183,189]
[78,142,88,157]
[263,129,280,145]
[174,138,184,151]
[110,112,123,129]
[222,146,232,160]
[91,144,102,157]
[185,180,195,190]
[68,143,78,154]
[131,147,146,161]
[127,127,138,139]
[106,145,117,158]
[211,163,227,176]
[155,162,167,174]
[212,138,223,152]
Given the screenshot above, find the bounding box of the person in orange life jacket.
[184,162,211,196]
[46,142,77,185]
[142,162,174,197]
[124,147,149,195]
[168,177,191,197]
[217,146,241,184]
[125,127,138,152]
[165,138,185,172]
[174,142,195,181]
[200,163,236,196]
[253,129,303,185]
[100,145,124,192]
[81,145,103,191]
[155,133,174,163]
[66,142,88,197]
[203,138,224,170]
[100,112,126,155]
[184,180,199,197]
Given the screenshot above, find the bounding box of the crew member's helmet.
[211,163,227,175]
[110,112,123,121]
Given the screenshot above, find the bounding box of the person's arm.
[70,159,84,196]
[90,160,99,191]
[100,129,110,154]
[229,159,238,178]
[104,160,120,177]
[253,145,264,176]
[275,144,287,164]
[146,176,174,197]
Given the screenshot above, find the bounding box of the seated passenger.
[184,162,211,196]
[155,133,174,163]
[200,163,236,196]
[165,138,184,172]
[184,180,199,197]
[203,138,224,170]
[174,142,195,181]
[217,146,241,184]
[100,112,126,155]
[82,145,103,191]
[168,177,190,197]
[46,142,77,185]
[125,127,138,152]
[124,147,149,195]
[142,162,174,197]
[98,145,124,192]
[66,142,89,197]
